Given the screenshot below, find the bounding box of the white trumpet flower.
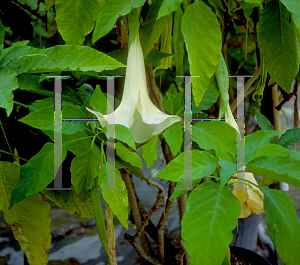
[87,34,181,143]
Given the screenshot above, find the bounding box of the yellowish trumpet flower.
[229,172,264,218]
[87,34,181,143]
[224,102,264,218]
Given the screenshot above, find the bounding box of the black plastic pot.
[139,246,272,265]
[230,245,272,265]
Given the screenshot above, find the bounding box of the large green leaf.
[192,121,237,162]
[70,144,101,201]
[99,167,128,229]
[141,135,158,169]
[10,143,68,208]
[181,0,222,106]
[19,101,86,134]
[246,156,300,188]
[257,0,299,92]
[4,45,125,74]
[89,85,114,114]
[0,162,51,265]
[216,53,229,119]
[281,0,300,31]
[278,127,300,147]
[261,187,300,264]
[55,0,100,44]
[162,122,183,156]
[157,0,184,19]
[219,158,237,188]
[43,188,94,219]
[245,130,283,164]
[140,0,170,58]
[155,150,218,182]
[92,0,146,43]
[115,142,142,168]
[182,181,240,265]
[0,68,18,116]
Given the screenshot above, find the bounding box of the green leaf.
[246,156,300,188]
[102,124,136,150]
[257,0,299,92]
[219,158,237,188]
[43,187,94,218]
[89,85,114,114]
[62,131,93,156]
[92,0,146,43]
[5,45,125,74]
[19,102,86,134]
[253,108,274,130]
[182,181,240,265]
[0,69,18,116]
[261,187,300,264]
[193,75,219,112]
[157,0,183,19]
[0,162,51,265]
[278,127,300,147]
[99,167,128,229]
[192,121,237,162]
[162,122,182,156]
[281,0,300,31]
[140,0,170,58]
[71,144,101,201]
[44,0,55,11]
[128,7,141,47]
[181,0,222,106]
[145,49,172,66]
[0,41,45,67]
[241,1,260,18]
[237,0,262,3]
[55,0,100,44]
[216,53,229,119]
[115,142,142,168]
[10,143,68,208]
[164,91,183,115]
[173,7,184,75]
[141,135,158,169]
[245,130,283,164]
[155,150,218,182]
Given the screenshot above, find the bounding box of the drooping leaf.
[192,121,237,162]
[261,187,300,264]
[162,122,183,156]
[141,135,158,169]
[4,45,125,74]
[43,187,94,219]
[257,0,299,92]
[92,0,146,43]
[115,142,142,168]
[140,0,170,58]
[246,156,300,188]
[155,150,218,182]
[216,53,229,119]
[182,181,240,265]
[278,127,300,147]
[10,143,68,208]
[44,0,55,11]
[169,177,202,202]
[99,167,128,229]
[157,0,183,19]
[245,130,283,164]
[0,69,18,116]
[181,0,222,106]
[102,124,136,150]
[70,144,102,201]
[55,0,100,44]
[0,162,51,265]
[89,85,114,114]
[173,7,184,75]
